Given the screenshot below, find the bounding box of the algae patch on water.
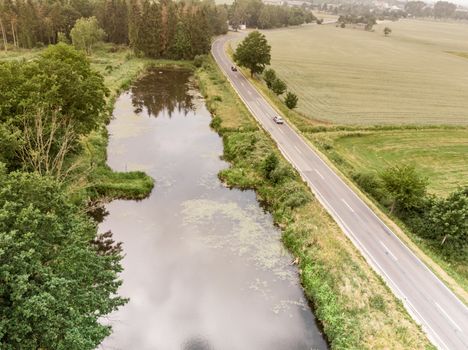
[181,199,295,283]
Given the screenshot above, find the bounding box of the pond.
[98,69,327,350]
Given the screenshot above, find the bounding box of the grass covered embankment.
[196,56,434,349]
[231,48,468,300]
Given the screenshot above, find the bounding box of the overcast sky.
[450,0,468,6]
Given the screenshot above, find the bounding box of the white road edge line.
[379,240,398,261]
[311,187,450,350]
[435,302,462,332]
[341,198,355,213]
[210,37,455,350]
[287,113,468,310]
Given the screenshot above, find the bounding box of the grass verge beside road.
[231,47,468,300]
[309,128,468,292]
[197,56,433,349]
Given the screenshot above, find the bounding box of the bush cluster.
[352,166,467,258]
[263,68,298,109]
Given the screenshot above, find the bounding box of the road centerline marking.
[211,38,467,350]
[278,128,285,135]
[379,240,398,261]
[341,198,355,213]
[314,169,324,179]
[435,302,462,332]
[294,145,302,154]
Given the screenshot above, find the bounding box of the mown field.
[262,19,468,125]
[309,128,468,196]
[231,22,468,294]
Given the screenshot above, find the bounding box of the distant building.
[286,0,309,7]
[263,0,284,5]
[228,23,247,31]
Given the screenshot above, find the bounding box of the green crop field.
[262,19,468,125]
[309,128,468,196]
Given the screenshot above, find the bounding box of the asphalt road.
[212,33,468,350]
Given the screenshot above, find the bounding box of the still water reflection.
[98,69,327,350]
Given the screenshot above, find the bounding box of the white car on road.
[273,116,284,124]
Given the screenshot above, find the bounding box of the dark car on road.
[273,116,284,124]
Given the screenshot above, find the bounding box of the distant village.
[258,0,468,19]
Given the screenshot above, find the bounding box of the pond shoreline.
[98,67,327,349]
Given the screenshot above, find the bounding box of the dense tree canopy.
[263,68,277,89]
[0,0,228,57]
[284,92,298,109]
[433,1,457,18]
[0,168,126,349]
[419,188,468,252]
[229,0,314,30]
[70,16,106,54]
[0,43,108,176]
[380,165,428,214]
[234,30,271,77]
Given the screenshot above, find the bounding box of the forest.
[0,0,315,56]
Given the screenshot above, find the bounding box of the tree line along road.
[211,33,468,350]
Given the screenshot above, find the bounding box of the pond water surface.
[98,69,327,350]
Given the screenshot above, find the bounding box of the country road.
[212,34,468,350]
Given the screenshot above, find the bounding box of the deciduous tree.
[70,16,106,54]
[263,68,277,88]
[380,164,428,214]
[271,78,287,95]
[0,168,126,349]
[419,187,467,252]
[233,30,271,77]
[284,91,298,109]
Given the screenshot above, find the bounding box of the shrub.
[418,187,468,254]
[271,78,287,95]
[194,54,206,68]
[269,164,294,184]
[278,181,311,209]
[351,171,387,202]
[262,152,279,179]
[380,164,428,214]
[284,91,298,109]
[263,68,277,88]
[210,116,222,130]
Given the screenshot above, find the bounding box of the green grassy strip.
[231,46,467,300]
[196,56,433,349]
